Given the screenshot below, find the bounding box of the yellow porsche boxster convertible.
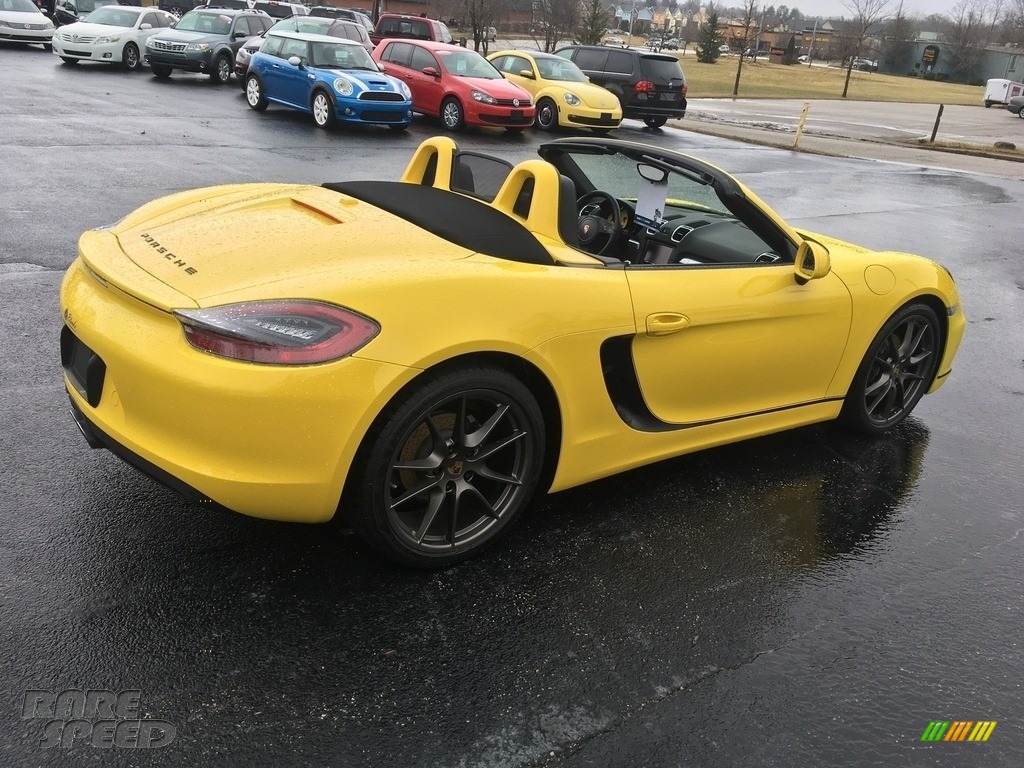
[60,136,964,566]
[487,49,622,132]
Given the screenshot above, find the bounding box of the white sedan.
[0,0,55,50]
[51,4,176,70]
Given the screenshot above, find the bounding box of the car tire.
[245,73,267,111]
[984,100,992,108]
[60,56,79,65]
[210,53,232,85]
[311,90,335,129]
[643,116,668,129]
[1018,106,1024,119]
[505,126,526,134]
[347,366,545,568]
[839,302,941,435]
[122,42,141,71]
[535,97,558,130]
[151,64,172,79]
[169,5,185,19]
[43,43,53,52]
[388,122,409,131]
[440,96,464,131]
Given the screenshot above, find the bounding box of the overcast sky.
[788,0,961,18]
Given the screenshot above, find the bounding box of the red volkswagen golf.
[373,39,534,131]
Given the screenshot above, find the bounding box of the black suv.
[553,45,687,128]
[144,7,272,83]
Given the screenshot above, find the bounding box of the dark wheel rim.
[537,100,556,129]
[313,94,330,125]
[124,44,138,69]
[441,100,461,129]
[246,76,261,106]
[862,315,936,426]
[384,390,533,554]
[217,57,230,83]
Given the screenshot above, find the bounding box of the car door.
[397,44,442,115]
[276,37,313,108]
[624,258,852,427]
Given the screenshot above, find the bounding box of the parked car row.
[18,3,689,135]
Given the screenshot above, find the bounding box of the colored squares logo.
[921,721,997,742]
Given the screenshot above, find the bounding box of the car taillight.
[635,80,655,93]
[174,300,379,365]
[681,83,688,96]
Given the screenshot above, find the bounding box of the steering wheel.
[576,190,625,257]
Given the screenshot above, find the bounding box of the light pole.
[807,16,818,66]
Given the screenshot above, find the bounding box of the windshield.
[535,56,587,83]
[8,0,41,10]
[436,49,500,79]
[174,10,232,34]
[311,40,376,69]
[83,6,140,26]
[568,151,729,219]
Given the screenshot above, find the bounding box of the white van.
[984,78,1024,108]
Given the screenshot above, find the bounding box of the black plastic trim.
[67,393,230,513]
[599,334,844,433]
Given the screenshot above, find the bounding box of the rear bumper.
[60,257,418,523]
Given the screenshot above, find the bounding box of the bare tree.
[530,0,581,51]
[881,0,916,70]
[944,0,1001,80]
[733,1,759,96]
[461,0,507,54]
[1004,0,1024,44]
[839,0,893,97]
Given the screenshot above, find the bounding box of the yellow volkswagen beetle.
[488,49,622,132]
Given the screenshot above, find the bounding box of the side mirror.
[140,22,151,29]
[288,55,303,67]
[794,240,831,283]
[233,31,247,39]
[422,65,439,77]
[518,69,534,79]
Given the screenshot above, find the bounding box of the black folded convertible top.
[323,180,554,266]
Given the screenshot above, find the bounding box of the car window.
[141,11,157,26]
[498,54,533,76]
[436,49,501,79]
[535,56,587,82]
[260,34,283,56]
[279,37,308,63]
[572,48,608,71]
[434,21,451,43]
[606,50,634,74]
[382,41,414,67]
[380,17,430,39]
[233,16,253,35]
[639,55,684,82]
[408,45,435,71]
[175,11,232,34]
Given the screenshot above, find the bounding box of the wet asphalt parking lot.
[2,43,1023,767]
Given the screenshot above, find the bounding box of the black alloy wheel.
[349,367,544,567]
[535,97,557,130]
[840,303,941,434]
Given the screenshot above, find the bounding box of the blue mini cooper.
[245,31,413,130]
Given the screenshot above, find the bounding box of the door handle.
[646,312,690,336]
